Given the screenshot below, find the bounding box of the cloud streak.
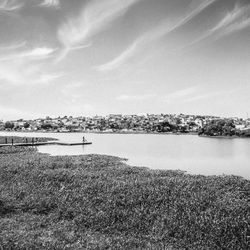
[116,94,156,101]
[56,0,141,62]
[54,42,91,64]
[164,86,246,104]
[0,46,60,85]
[97,41,139,72]
[0,0,23,12]
[97,0,217,71]
[39,72,64,84]
[182,4,250,50]
[0,104,33,120]
[40,0,60,8]
[163,86,232,104]
[164,86,200,103]
[0,41,26,50]
[169,0,217,34]
[184,90,229,103]
[0,47,56,62]
[0,60,62,85]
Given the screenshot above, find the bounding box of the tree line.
[198,119,250,137]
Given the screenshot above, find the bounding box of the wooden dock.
[0,141,92,147]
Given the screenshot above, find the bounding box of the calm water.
[1,131,250,179]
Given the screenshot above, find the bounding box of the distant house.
[235,124,245,130]
[237,127,250,137]
[239,127,250,132]
[194,119,203,127]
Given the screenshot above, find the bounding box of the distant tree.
[41,123,52,130]
[188,121,196,127]
[179,125,189,133]
[110,122,121,131]
[175,118,182,125]
[156,121,176,132]
[4,121,14,130]
[23,122,30,129]
[199,119,236,136]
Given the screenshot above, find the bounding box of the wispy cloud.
[0,59,41,85]
[0,61,62,85]
[97,0,217,71]
[54,43,91,64]
[0,41,26,50]
[0,47,56,62]
[97,41,139,72]
[0,0,23,12]
[23,47,55,58]
[184,92,221,103]
[96,20,172,71]
[0,104,35,120]
[163,86,234,104]
[62,103,95,117]
[169,0,217,33]
[182,4,250,49]
[222,8,250,36]
[40,0,60,8]
[163,86,245,104]
[39,73,64,84]
[0,46,60,85]
[60,82,86,103]
[116,94,156,101]
[184,87,247,103]
[164,86,200,103]
[56,0,141,62]
[0,44,39,84]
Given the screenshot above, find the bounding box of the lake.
[1,131,250,179]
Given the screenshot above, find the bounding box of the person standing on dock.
[82,136,85,142]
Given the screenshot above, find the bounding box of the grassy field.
[0,137,249,249]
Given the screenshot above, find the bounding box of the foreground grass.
[0,145,249,249]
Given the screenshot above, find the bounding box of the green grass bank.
[0,137,249,249]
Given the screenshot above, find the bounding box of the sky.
[0,0,250,120]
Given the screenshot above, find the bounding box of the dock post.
[5,138,7,144]
[11,138,13,145]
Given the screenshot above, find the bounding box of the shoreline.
[198,134,250,139]
[1,130,250,139]
[0,129,197,135]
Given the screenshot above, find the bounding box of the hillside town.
[1,114,250,135]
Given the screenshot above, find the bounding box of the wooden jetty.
[0,141,92,147]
